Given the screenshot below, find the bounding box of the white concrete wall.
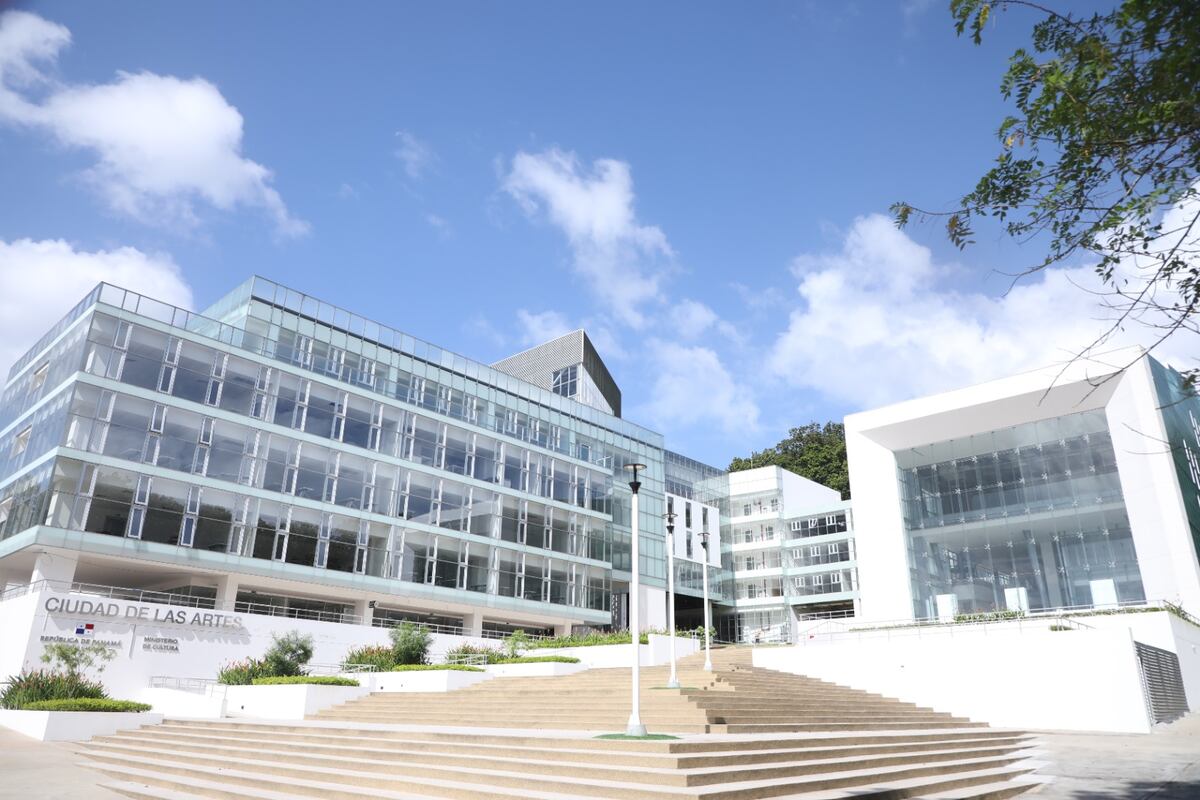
[1076,611,1200,711]
[0,709,163,741]
[1107,358,1200,612]
[0,586,497,700]
[224,684,369,719]
[754,627,1153,733]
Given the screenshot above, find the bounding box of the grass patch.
[251,676,360,686]
[21,698,151,712]
[494,655,581,664]
[595,733,680,740]
[392,664,484,672]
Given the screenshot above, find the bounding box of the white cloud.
[515,309,574,347]
[668,298,742,342]
[503,149,672,328]
[0,238,193,373]
[395,130,435,180]
[768,213,1199,410]
[425,213,451,238]
[669,299,718,339]
[637,340,760,435]
[0,10,306,237]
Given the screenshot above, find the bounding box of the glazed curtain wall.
[896,409,1146,619]
[24,456,611,613]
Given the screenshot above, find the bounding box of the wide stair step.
[74,645,1041,799]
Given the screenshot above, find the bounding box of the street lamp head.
[623,462,647,494]
[699,529,710,550]
[664,510,676,535]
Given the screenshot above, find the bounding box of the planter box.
[137,687,227,719]
[0,709,163,741]
[349,670,493,693]
[223,684,369,719]
[485,662,587,678]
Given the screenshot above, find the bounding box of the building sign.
[1150,360,1200,565]
[142,636,181,653]
[43,596,245,631]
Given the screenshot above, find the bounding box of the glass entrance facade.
[896,409,1146,619]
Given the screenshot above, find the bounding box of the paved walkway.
[0,715,1197,799]
[1032,714,1200,799]
[0,728,122,799]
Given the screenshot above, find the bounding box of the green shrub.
[41,641,116,679]
[0,669,106,709]
[217,658,270,686]
[526,630,634,649]
[503,629,530,659]
[389,622,432,665]
[341,644,395,672]
[496,655,580,664]
[21,698,151,713]
[391,664,483,672]
[262,631,314,677]
[251,676,360,686]
[444,643,504,664]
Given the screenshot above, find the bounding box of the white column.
[464,611,484,638]
[627,485,646,736]
[666,524,679,688]
[701,544,712,671]
[214,575,239,609]
[552,622,572,637]
[353,598,375,626]
[31,551,77,588]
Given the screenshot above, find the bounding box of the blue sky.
[5,0,1169,468]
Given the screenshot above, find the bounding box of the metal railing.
[0,579,217,609]
[304,662,378,675]
[369,617,465,636]
[232,600,361,626]
[148,676,222,693]
[445,653,489,666]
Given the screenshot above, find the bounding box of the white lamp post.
[700,528,713,671]
[664,510,679,689]
[624,462,647,736]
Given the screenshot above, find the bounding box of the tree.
[388,621,432,665]
[893,0,1200,385]
[262,630,314,677]
[41,641,115,682]
[728,422,849,498]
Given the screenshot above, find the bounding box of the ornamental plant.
[0,669,106,709]
[341,644,396,672]
[217,657,270,686]
[261,630,314,677]
[388,622,432,665]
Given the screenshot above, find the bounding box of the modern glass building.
[847,348,1200,622]
[718,466,858,641]
[0,278,727,636]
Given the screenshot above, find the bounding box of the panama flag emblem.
[74,623,95,637]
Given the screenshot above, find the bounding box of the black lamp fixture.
[699,529,710,551]
[623,462,646,495]
[664,510,677,535]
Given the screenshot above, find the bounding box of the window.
[30,363,49,392]
[551,365,578,398]
[12,426,31,456]
[0,498,11,527]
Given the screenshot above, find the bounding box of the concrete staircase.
[78,647,1045,799]
[313,647,990,734]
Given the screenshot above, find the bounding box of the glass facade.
[897,409,1146,619]
[0,279,686,626]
